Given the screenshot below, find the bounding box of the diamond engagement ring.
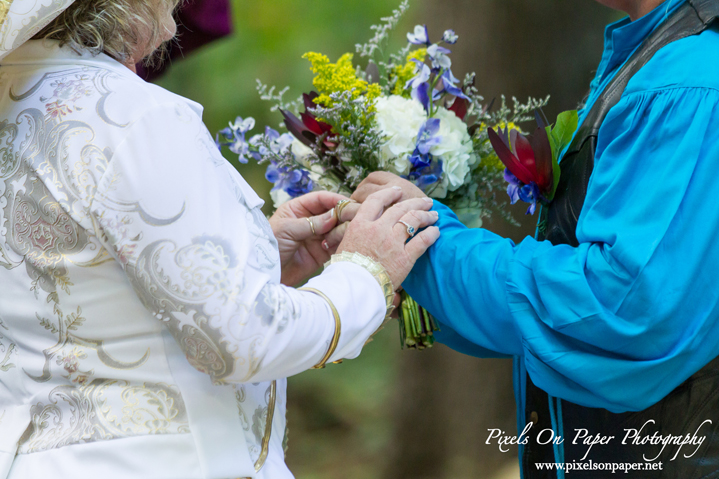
[398,220,416,238]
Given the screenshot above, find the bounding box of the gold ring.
[335,199,354,223]
[306,217,316,235]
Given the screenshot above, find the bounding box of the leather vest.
[525,1,719,477]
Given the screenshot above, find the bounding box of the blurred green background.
[157,1,617,478]
[159,0,418,218]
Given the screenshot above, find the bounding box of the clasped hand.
[269,173,438,289]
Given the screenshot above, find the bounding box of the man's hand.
[321,173,429,251]
[351,172,427,203]
[269,191,345,287]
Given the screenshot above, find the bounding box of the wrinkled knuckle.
[407,210,421,222]
[384,204,398,215]
[362,197,378,208]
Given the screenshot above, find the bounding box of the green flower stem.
[427,67,446,118]
[402,299,416,347]
[398,291,440,350]
[422,307,432,337]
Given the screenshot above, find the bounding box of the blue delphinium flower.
[406,59,431,90]
[407,25,430,45]
[504,168,541,215]
[427,44,452,70]
[440,69,469,100]
[216,120,313,200]
[409,119,441,167]
[406,60,432,111]
[251,126,294,156]
[405,32,468,113]
[217,116,256,163]
[254,127,313,198]
[412,83,431,112]
[442,29,459,44]
[266,164,314,198]
[403,119,443,192]
[406,159,443,191]
[417,159,444,189]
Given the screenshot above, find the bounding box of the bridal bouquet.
[217,1,549,350]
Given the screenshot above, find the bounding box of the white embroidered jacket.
[0,41,387,479]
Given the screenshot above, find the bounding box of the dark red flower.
[280,92,336,150]
[448,97,469,120]
[487,120,553,197]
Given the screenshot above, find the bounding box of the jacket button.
[530,411,539,425]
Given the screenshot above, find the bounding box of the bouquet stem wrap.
[398,291,439,349]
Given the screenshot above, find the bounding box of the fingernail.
[324,208,334,220]
[392,186,402,191]
[424,197,433,203]
[432,211,439,218]
[322,240,330,250]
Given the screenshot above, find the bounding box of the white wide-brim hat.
[0,0,76,62]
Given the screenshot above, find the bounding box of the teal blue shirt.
[405,0,719,415]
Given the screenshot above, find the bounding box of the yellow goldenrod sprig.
[303,52,381,107]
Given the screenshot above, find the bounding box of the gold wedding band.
[335,199,355,223]
[306,217,316,235]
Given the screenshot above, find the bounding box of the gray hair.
[34,0,182,65]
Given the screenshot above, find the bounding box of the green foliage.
[157,0,416,215]
[551,109,579,154]
[545,109,578,200]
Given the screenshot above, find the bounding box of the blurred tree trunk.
[383,2,614,478]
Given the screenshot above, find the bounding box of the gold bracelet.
[324,251,395,319]
[299,287,342,369]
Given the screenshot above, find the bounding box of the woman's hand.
[270,191,346,287]
[337,187,440,288]
[322,173,427,250]
[352,171,427,203]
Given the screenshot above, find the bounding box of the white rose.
[290,140,315,168]
[315,175,352,197]
[270,188,292,209]
[428,107,477,198]
[374,95,427,176]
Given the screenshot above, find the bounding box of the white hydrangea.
[374,95,427,175]
[270,188,292,209]
[374,96,475,199]
[428,107,477,198]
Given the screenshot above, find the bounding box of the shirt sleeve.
[404,86,719,412]
[88,101,386,384]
